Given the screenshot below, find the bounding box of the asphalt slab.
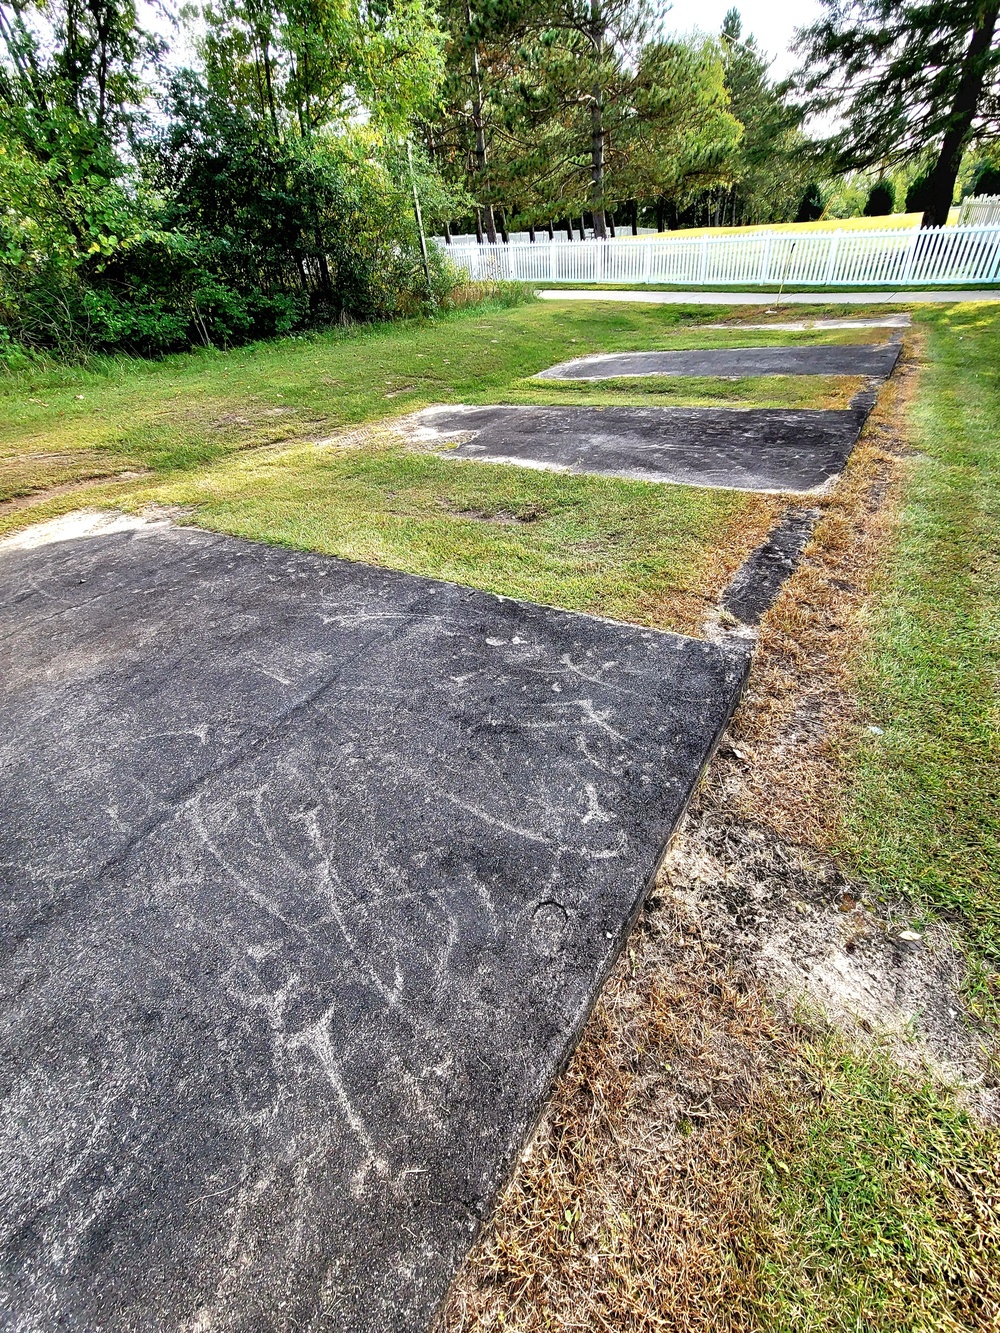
[0,514,748,1333]
[536,342,901,380]
[722,507,819,624]
[410,403,873,493]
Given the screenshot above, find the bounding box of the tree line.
[422,4,808,242]
[1,0,999,358]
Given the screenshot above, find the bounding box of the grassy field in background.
[646,212,929,239]
[842,303,1000,1010]
[541,212,934,242]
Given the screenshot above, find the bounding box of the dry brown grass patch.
[437,901,798,1333]
[722,336,922,846]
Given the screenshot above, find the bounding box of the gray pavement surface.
[410,403,873,493]
[537,288,1000,305]
[0,513,747,1333]
[723,508,818,624]
[715,317,910,330]
[536,343,901,381]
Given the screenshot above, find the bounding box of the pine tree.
[797,1,1000,227]
[714,8,807,226]
[864,180,895,215]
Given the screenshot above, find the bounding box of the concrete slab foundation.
[0,514,748,1333]
[409,403,873,493]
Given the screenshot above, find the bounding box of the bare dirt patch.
[0,469,150,517]
[437,498,547,524]
[720,335,921,845]
[660,793,998,1118]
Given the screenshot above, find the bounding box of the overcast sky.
[663,0,825,79]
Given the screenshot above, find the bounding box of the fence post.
[986,228,1000,282]
[550,239,557,281]
[641,239,652,284]
[698,237,709,284]
[760,234,772,284]
[823,230,840,284]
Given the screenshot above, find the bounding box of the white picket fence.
[438,224,1000,288]
[958,195,1000,227]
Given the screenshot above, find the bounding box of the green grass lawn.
[0,295,885,505]
[7,292,877,630]
[842,303,1000,1014]
[748,1028,1000,1332]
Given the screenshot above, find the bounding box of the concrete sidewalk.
[537,288,1000,305]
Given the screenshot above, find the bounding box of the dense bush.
[971,163,1000,196]
[0,1,459,361]
[0,111,455,356]
[905,173,933,215]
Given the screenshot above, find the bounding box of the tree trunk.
[656,198,665,233]
[467,4,498,243]
[261,38,280,139]
[921,3,1000,227]
[589,0,607,238]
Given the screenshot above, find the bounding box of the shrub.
[905,174,933,214]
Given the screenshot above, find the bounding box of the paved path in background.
[0,512,746,1333]
[537,288,1000,305]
